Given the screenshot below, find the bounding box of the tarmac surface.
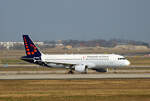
[1,73,150,80]
[0,64,150,80]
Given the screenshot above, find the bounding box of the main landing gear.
[68,68,74,74]
[68,70,74,74]
[67,68,88,74]
[67,65,88,74]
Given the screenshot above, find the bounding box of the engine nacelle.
[74,64,87,73]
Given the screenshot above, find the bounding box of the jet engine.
[74,64,88,73]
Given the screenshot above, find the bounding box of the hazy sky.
[0,0,150,42]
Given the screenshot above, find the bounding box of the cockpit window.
[118,58,126,60]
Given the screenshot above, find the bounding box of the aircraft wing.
[44,61,78,66]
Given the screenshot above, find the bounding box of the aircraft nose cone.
[125,60,130,66]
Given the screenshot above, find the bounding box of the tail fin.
[23,35,41,58]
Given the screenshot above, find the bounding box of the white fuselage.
[41,54,130,69]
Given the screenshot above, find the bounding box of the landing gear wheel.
[68,70,74,74]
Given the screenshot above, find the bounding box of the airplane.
[21,35,130,74]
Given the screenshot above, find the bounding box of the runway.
[1,73,150,80]
[0,64,150,80]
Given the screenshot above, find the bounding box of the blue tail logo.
[23,35,41,58]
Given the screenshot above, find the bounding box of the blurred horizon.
[0,0,150,42]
